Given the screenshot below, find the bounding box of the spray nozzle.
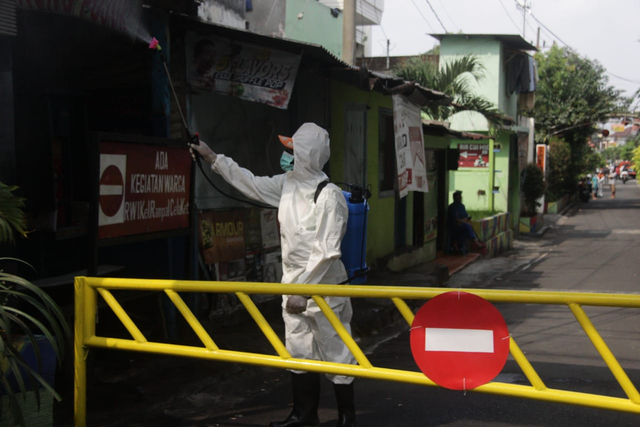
[149,37,161,51]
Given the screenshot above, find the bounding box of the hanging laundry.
[507,53,534,94]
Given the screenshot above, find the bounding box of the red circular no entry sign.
[99,164,125,217]
[410,291,510,390]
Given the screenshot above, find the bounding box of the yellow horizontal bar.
[569,303,640,403]
[97,288,147,343]
[86,336,640,414]
[80,277,640,308]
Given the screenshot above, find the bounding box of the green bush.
[467,210,503,221]
[545,139,572,201]
[521,164,545,216]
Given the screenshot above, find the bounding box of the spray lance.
[148,39,370,282]
[148,38,274,209]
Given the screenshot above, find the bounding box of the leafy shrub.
[545,139,571,201]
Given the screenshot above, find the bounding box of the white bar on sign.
[100,185,123,195]
[425,328,494,353]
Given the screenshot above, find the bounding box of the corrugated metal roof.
[0,0,17,36]
[422,119,490,140]
[173,15,452,106]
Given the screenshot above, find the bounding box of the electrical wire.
[497,0,522,34]
[436,0,458,32]
[425,0,448,33]
[410,0,435,33]
[527,11,640,86]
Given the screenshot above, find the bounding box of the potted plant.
[1,182,70,426]
[519,164,546,234]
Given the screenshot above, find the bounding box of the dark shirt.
[447,201,469,231]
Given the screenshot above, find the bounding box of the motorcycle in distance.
[578,177,591,202]
[621,170,629,184]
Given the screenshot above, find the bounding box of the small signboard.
[410,292,510,390]
[97,140,191,240]
[458,144,489,168]
[536,144,547,173]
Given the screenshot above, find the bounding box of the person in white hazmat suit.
[190,123,357,427]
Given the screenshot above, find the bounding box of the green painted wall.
[329,81,414,264]
[447,131,511,213]
[285,0,343,58]
[440,35,518,130]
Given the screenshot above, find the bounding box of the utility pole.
[536,27,540,49]
[342,0,356,66]
[386,39,390,70]
[516,0,530,39]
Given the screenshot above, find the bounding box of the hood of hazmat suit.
[211,123,349,285]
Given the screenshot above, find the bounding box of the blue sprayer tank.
[341,190,369,284]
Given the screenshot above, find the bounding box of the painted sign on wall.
[458,144,489,168]
[199,209,246,264]
[98,141,191,239]
[392,95,428,198]
[186,32,301,109]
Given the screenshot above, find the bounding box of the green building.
[431,34,537,231]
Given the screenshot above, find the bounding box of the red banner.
[458,144,489,168]
[98,141,191,239]
[536,144,547,173]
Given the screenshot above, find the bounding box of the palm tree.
[0,183,28,244]
[1,182,70,427]
[395,55,504,125]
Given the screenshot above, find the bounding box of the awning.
[173,15,452,106]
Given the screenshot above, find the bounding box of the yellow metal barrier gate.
[74,277,640,426]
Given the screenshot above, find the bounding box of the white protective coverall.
[211,123,355,384]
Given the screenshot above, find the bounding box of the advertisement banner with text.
[392,95,428,198]
[98,141,191,239]
[186,32,301,109]
[199,209,246,264]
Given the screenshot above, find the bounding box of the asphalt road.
[79,181,640,427]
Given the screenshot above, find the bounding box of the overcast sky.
[369,0,640,97]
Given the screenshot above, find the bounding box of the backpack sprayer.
[149,38,370,283]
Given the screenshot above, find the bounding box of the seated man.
[447,191,486,252]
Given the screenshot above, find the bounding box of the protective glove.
[189,139,218,164]
[285,295,308,314]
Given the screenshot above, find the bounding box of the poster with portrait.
[186,32,301,109]
[457,144,489,168]
[392,95,429,198]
